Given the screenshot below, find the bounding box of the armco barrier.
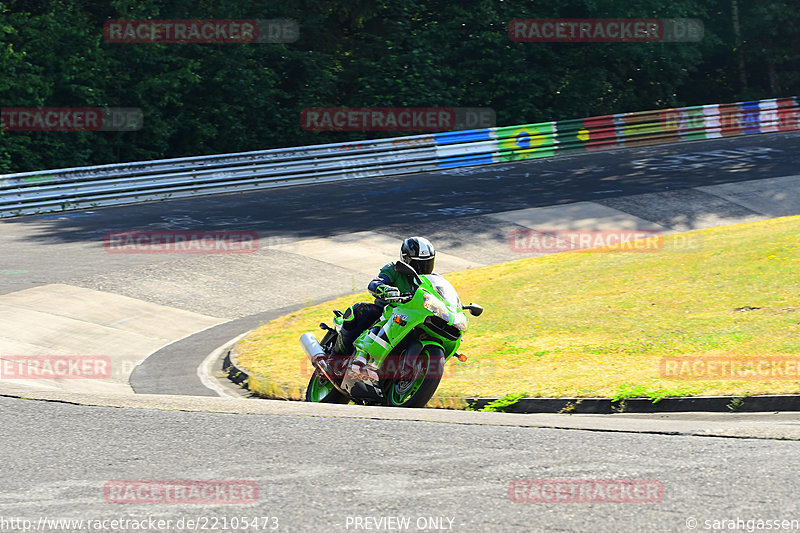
[437,96,799,169]
[1,97,798,218]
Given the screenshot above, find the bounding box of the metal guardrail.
[434,97,800,168]
[1,97,798,218]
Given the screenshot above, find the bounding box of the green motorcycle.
[300,261,483,408]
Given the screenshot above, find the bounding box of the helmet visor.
[410,258,434,275]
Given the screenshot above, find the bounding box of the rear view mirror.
[464,303,483,316]
[394,260,416,276]
[395,261,422,284]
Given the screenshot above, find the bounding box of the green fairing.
[355,273,464,368]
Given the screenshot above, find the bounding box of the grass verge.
[234,216,799,402]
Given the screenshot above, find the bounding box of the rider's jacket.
[368,262,417,304]
[337,262,425,352]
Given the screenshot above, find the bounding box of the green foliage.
[1,0,797,173]
[611,383,682,404]
[478,392,527,413]
[558,399,583,414]
[727,391,751,411]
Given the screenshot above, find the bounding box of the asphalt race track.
[2,132,799,300]
[1,132,800,531]
[3,394,800,532]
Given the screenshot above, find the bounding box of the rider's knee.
[343,302,382,330]
[341,306,358,330]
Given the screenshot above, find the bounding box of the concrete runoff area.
[487,201,666,231]
[696,174,800,218]
[488,201,668,252]
[0,284,223,394]
[596,188,767,232]
[270,230,484,274]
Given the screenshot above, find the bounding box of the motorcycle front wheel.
[305,369,349,403]
[384,348,445,408]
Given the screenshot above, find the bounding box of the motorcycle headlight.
[452,312,469,332]
[423,293,450,322]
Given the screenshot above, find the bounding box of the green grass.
[234,216,800,401]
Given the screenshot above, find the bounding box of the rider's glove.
[375,284,401,300]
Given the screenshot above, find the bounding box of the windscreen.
[425,274,461,307]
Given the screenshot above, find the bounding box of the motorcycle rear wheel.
[305,369,349,403]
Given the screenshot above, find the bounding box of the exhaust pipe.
[300,332,325,363]
[300,332,349,398]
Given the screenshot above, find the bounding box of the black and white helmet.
[400,237,435,275]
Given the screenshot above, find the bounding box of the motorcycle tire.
[305,368,349,404]
[383,348,445,408]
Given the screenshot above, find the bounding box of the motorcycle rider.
[333,236,436,358]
